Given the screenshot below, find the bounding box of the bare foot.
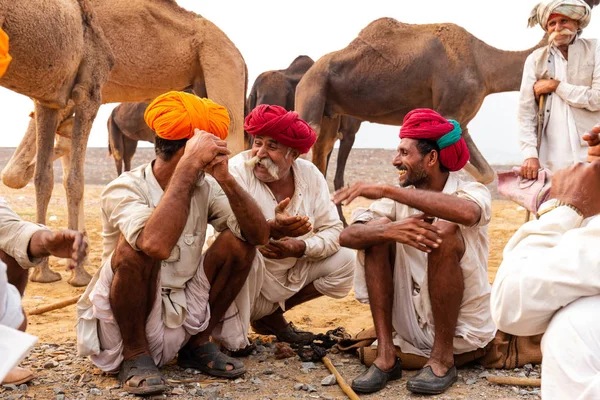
[67,266,92,287]
[29,262,61,283]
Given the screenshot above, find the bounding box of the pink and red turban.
[244,105,316,154]
[399,108,470,172]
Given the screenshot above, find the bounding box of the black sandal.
[351,357,402,394]
[406,365,458,394]
[251,320,314,345]
[177,342,246,379]
[118,355,166,396]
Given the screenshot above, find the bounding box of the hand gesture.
[520,158,541,180]
[385,213,442,253]
[533,79,559,100]
[32,230,88,271]
[269,198,311,239]
[551,161,600,218]
[333,182,385,206]
[182,129,230,170]
[583,124,600,162]
[204,154,230,183]
[259,238,306,259]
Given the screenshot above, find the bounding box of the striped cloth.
[528,0,592,31]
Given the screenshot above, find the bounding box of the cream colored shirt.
[0,198,46,269]
[99,162,243,328]
[351,174,495,351]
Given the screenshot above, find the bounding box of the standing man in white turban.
[518,0,600,179]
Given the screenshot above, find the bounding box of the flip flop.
[177,342,246,379]
[351,357,402,393]
[118,355,166,396]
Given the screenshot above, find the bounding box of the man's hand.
[259,238,306,259]
[551,161,600,218]
[269,198,311,239]
[181,129,231,170]
[533,79,560,100]
[333,182,386,206]
[29,230,87,271]
[520,157,541,180]
[583,124,600,162]
[204,154,231,183]
[384,213,442,253]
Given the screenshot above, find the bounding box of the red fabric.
[548,13,569,22]
[399,108,470,172]
[244,105,316,154]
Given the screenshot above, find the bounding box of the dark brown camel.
[107,102,154,176]
[295,17,553,185]
[246,56,362,223]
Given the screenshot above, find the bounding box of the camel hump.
[284,55,315,79]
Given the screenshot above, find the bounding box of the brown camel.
[1,0,246,286]
[247,56,361,223]
[107,102,154,176]
[295,17,553,185]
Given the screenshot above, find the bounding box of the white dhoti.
[0,260,23,330]
[250,247,355,321]
[541,295,600,400]
[77,253,262,372]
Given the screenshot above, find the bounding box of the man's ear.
[427,150,439,167]
[292,149,301,160]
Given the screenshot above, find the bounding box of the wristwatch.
[535,199,584,219]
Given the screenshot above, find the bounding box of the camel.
[1,0,246,286]
[246,56,362,223]
[107,102,154,176]
[295,17,554,185]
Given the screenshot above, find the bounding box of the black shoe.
[406,365,457,395]
[351,358,402,394]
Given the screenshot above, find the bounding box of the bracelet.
[536,200,584,219]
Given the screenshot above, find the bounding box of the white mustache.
[548,28,576,44]
[245,155,280,180]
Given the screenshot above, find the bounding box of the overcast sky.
[0,0,598,164]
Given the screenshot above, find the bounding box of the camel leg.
[29,104,62,284]
[312,116,340,175]
[123,136,138,173]
[334,129,357,227]
[1,118,37,189]
[461,127,495,184]
[64,104,97,287]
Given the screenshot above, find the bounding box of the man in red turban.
[76,92,270,395]
[223,105,354,345]
[334,109,494,395]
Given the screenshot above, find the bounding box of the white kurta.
[491,206,600,399]
[76,163,251,370]
[351,174,496,358]
[518,41,600,171]
[228,151,354,319]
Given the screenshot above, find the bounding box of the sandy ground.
[0,149,537,400]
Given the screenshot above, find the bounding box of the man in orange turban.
[334,108,494,395]
[0,27,12,78]
[77,91,269,395]
[224,104,354,346]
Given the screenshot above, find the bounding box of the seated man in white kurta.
[233,104,354,344]
[334,109,495,395]
[491,129,600,399]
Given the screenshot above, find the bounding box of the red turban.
[399,108,470,172]
[244,105,316,154]
[144,91,230,140]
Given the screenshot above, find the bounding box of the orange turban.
[144,91,230,140]
[0,27,12,78]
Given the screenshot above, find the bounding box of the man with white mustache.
[227,104,355,345]
[518,0,600,179]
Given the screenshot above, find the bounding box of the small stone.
[43,360,59,369]
[184,368,194,374]
[520,389,530,396]
[234,378,245,384]
[333,362,344,368]
[256,354,268,363]
[79,373,92,383]
[17,384,28,391]
[89,388,103,396]
[250,377,263,385]
[321,374,336,386]
[301,362,318,370]
[294,383,307,391]
[262,369,274,375]
[255,345,266,353]
[53,388,64,394]
[118,392,129,397]
[512,386,520,394]
[519,371,528,378]
[478,371,490,379]
[465,378,477,385]
[171,387,185,395]
[70,373,81,381]
[56,395,65,400]
[3,384,18,390]
[306,384,317,392]
[524,363,534,370]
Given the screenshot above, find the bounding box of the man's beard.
[399,165,428,188]
[548,28,576,46]
[245,155,280,180]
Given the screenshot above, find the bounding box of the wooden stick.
[322,356,361,400]
[28,294,81,315]
[487,375,541,387]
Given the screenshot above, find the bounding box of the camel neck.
[474,35,547,95]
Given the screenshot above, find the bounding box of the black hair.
[415,139,449,173]
[154,135,188,161]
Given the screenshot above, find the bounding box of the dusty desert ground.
[0,148,539,400]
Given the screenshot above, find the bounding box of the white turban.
[528,0,592,31]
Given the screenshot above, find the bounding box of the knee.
[432,221,464,257]
[215,230,255,273]
[111,235,156,277]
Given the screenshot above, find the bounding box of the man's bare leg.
[424,221,465,377]
[2,250,28,297]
